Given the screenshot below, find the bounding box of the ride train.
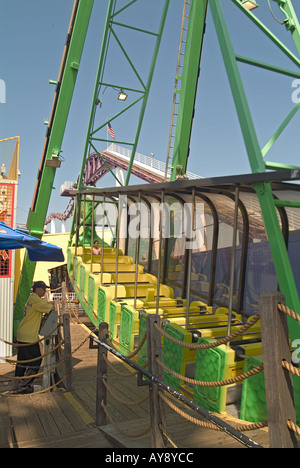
[67,174,300,423]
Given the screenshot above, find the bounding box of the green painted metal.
[240,356,267,423]
[262,100,300,158]
[170,0,209,181]
[235,54,300,79]
[193,338,229,413]
[13,0,94,335]
[77,0,171,190]
[233,0,300,67]
[274,0,300,54]
[241,355,300,425]
[162,322,191,391]
[118,304,139,356]
[208,0,300,341]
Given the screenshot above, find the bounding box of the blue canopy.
[0,222,65,262]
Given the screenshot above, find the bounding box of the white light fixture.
[118,89,128,101]
[240,0,258,10]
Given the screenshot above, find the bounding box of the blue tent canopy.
[0,222,65,262]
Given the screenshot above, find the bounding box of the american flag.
[107,122,115,140]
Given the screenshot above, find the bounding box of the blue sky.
[1,0,300,229]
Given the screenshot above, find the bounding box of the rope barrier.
[0,378,65,398]
[278,303,300,322]
[158,423,178,448]
[103,352,148,378]
[123,332,147,359]
[0,323,61,347]
[5,341,64,367]
[102,377,149,406]
[101,401,151,438]
[92,330,264,448]
[156,356,264,387]
[158,391,268,432]
[0,360,64,381]
[282,360,300,377]
[1,290,298,443]
[287,419,300,436]
[154,313,261,350]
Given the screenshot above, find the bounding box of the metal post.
[227,186,239,342]
[185,189,195,330]
[74,194,80,256]
[114,195,121,300]
[101,194,106,285]
[95,322,109,426]
[156,191,165,314]
[90,195,95,273]
[82,194,86,254]
[134,192,142,309]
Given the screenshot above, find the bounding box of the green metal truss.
[206,0,300,341]
[14,0,300,345]
[71,0,171,242]
[77,0,171,191]
[14,0,171,334]
[169,0,209,181]
[13,0,94,335]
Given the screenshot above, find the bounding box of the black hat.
[33,281,50,290]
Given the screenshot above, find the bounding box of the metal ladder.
[164,0,191,181]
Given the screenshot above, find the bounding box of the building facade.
[0,136,19,359]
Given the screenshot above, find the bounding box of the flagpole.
[107,117,108,149]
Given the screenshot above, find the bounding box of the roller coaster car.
[193,339,263,414]
[118,301,214,356]
[240,353,300,425]
[135,306,241,372]
[109,296,183,342]
[68,246,174,325]
[161,316,261,401]
[161,317,243,387]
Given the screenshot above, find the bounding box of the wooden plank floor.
[69,321,270,449]
[0,320,270,448]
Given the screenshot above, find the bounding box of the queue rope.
[153,313,261,349]
[5,341,63,367]
[100,400,151,438]
[156,356,264,387]
[102,377,149,406]
[0,360,64,381]
[158,391,268,432]
[0,324,61,347]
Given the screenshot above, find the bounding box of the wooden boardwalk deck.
[0,320,270,449]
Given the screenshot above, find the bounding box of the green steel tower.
[14,0,300,347]
[170,0,300,340]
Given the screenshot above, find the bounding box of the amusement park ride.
[12,0,300,425]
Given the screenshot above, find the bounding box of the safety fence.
[0,287,83,396]
[1,288,300,448]
[89,291,300,449]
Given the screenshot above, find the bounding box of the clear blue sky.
[1,0,300,229]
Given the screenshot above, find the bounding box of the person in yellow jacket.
[13,281,55,394]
